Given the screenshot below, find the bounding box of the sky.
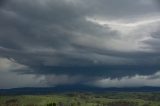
[0,0,160,89]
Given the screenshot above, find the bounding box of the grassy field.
[0,92,160,106]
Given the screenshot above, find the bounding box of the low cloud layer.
[92,71,160,87]
[0,0,160,88]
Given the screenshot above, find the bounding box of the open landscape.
[1,0,160,106]
[1,92,160,106]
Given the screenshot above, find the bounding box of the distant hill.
[1,85,160,95]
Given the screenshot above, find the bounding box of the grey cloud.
[82,0,159,20]
[0,0,160,88]
[0,0,6,7]
[142,30,160,51]
[42,75,84,86]
[0,57,43,89]
[92,71,160,88]
[0,0,159,66]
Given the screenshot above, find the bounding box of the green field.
[0,92,160,106]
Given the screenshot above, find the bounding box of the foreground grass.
[0,92,160,106]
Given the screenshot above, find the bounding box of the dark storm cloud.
[13,65,160,78]
[0,0,160,88]
[0,0,6,7]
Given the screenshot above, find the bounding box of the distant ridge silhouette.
[1,85,160,95]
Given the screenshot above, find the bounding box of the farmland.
[0,92,160,106]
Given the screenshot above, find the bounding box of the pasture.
[0,92,160,106]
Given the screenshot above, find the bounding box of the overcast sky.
[0,0,160,88]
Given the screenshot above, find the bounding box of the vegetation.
[0,92,160,106]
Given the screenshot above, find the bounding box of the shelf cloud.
[0,0,160,88]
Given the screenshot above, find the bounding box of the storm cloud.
[0,0,160,88]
